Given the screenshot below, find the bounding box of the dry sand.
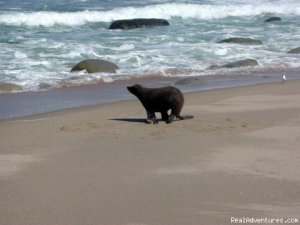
[1,80,300,225]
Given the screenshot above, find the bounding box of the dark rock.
[218,38,263,45]
[221,59,259,68]
[70,59,119,73]
[264,17,282,22]
[210,59,259,69]
[109,18,170,29]
[0,83,23,93]
[175,76,208,85]
[287,47,300,54]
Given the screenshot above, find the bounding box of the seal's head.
[127,84,143,96]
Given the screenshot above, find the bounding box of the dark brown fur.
[127,84,185,124]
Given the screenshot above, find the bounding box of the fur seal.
[127,84,192,124]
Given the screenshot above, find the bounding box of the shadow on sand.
[110,116,193,124]
[109,118,147,123]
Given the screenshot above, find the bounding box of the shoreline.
[1,70,299,121]
[1,79,300,225]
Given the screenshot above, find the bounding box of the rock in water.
[218,38,263,45]
[210,59,259,70]
[221,59,258,68]
[287,47,300,54]
[70,59,119,73]
[0,83,23,93]
[109,18,170,29]
[264,17,282,22]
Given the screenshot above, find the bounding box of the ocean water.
[1,0,300,92]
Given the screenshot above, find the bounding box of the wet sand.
[1,71,300,121]
[1,80,300,225]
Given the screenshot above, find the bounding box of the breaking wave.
[1,2,300,26]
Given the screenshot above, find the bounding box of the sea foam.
[1,3,300,27]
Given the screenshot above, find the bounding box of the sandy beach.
[1,80,300,225]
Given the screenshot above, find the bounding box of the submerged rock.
[218,38,263,45]
[0,83,23,93]
[109,18,170,29]
[287,47,300,54]
[264,17,282,22]
[210,59,259,69]
[175,76,208,85]
[70,59,119,73]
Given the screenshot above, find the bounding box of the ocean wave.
[0,2,300,27]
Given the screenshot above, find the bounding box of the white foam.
[177,37,185,42]
[111,44,135,51]
[1,2,300,27]
[215,48,229,56]
[102,77,114,83]
[64,51,82,58]
[14,51,27,59]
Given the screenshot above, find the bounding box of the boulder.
[175,76,208,85]
[0,83,23,93]
[226,59,258,68]
[211,59,259,69]
[264,17,282,22]
[70,59,119,73]
[287,47,300,54]
[218,38,263,45]
[109,18,170,29]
